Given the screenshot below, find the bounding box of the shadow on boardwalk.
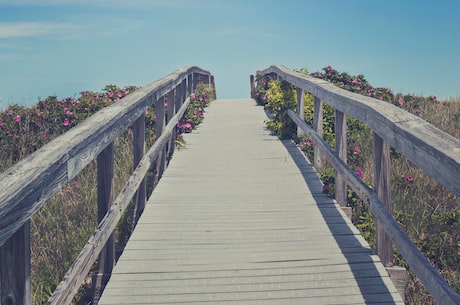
[282,139,402,304]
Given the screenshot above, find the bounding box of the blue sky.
[0,0,459,107]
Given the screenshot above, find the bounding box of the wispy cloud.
[0,22,80,39]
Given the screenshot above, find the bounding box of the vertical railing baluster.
[210,75,216,99]
[131,112,146,229]
[187,74,193,95]
[167,89,176,159]
[154,95,166,184]
[335,110,350,218]
[193,73,199,91]
[92,142,115,304]
[296,87,305,137]
[373,132,407,300]
[0,222,31,305]
[313,96,324,171]
[250,75,255,99]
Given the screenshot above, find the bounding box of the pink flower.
[327,65,332,71]
[430,95,436,100]
[355,167,364,179]
[263,95,267,101]
[63,118,69,126]
[164,101,168,107]
[66,111,73,116]
[352,79,360,85]
[0,121,4,127]
[177,133,183,139]
[415,109,421,114]
[354,147,362,154]
[185,123,192,130]
[14,115,21,123]
[108,92,114,98]
[118,92,123,98]
[398,97,404,107]
[406,176,414,182]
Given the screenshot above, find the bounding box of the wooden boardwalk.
[98,99,404,305]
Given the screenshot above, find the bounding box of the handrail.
[255,65,460,305]
[0,66,215,305]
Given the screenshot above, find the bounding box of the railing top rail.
[0,66,211,247]
[257,65,460,198]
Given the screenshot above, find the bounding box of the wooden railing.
[252,65,460,305]
[0,66,215,305]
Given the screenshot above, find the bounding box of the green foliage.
[263,80,297,139]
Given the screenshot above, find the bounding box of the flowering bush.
[0,85,137,171]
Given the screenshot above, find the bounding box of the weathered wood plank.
[0,222,31,305]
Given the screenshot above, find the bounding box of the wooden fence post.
[167,89,176,159]
[92,142,115,304]
[250,75,255,99]
[0,222,31,305]
[131,112,146,229]
[296,87,305,137]
[154,95,166,184]
[187,74,193,95]
[335,110,350,218]
[210,75,216,99]
[313,96,325,171]
[192,73,199,91]
[373,132,406,300]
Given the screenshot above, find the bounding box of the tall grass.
[30,133,134,305]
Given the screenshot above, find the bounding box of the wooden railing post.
[373,132,406,300]
[313,96,325,171]
[335,110,350,217]
[131,112,146,229]
[250,75,255,99]
[0,222,31,305]
[296,87,305,137]
[210,75,216,99]
[192,73,199,91]
[187,74,193,95]
[154,95,166,184]
[92,142,115,304]
[166,89,176,158]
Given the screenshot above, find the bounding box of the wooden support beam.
[92,142,115,304]
[313,96,325,171]
[335,110,347,207]
[296,87,305,138]
[131,113,146,229]
[0,221,31,305]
